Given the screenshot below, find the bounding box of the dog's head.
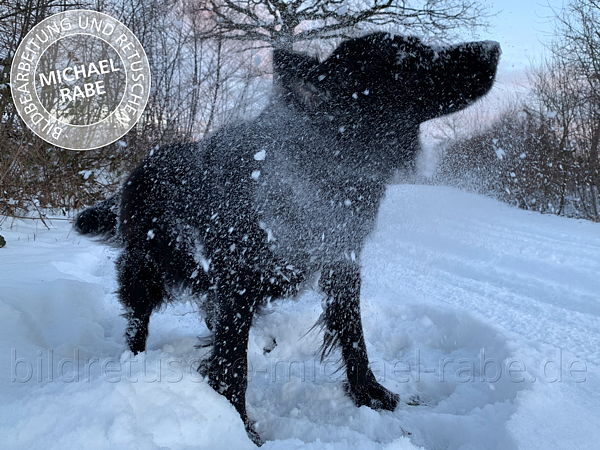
[274,32,500,129]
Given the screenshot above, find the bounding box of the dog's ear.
[273,49,325,110]
[273,49,319,82]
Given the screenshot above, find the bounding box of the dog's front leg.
[204,270,263,445]
[320,260,399,411]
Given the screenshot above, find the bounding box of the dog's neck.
[262,98,420,183]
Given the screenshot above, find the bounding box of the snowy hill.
[1,185,599,449]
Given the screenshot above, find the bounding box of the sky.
[485,0,566,87]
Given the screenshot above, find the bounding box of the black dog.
[75,33,500,444]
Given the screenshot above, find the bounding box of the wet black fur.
[75,33,500,445]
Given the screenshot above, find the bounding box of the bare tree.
[191,0,488,48]
[548,0,600,218]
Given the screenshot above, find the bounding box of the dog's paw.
[344,379,400,411]
[244,420,264,447]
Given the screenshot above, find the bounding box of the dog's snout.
[478,40,502,60]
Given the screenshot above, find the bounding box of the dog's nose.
[479,40,502,58]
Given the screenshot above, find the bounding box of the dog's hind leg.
[117,244,166,354]
[319,260,399,411]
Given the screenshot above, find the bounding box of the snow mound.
[1,185,599,449]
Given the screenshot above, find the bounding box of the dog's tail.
[74,194,120,240]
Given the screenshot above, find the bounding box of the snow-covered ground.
[1,185,599,449]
